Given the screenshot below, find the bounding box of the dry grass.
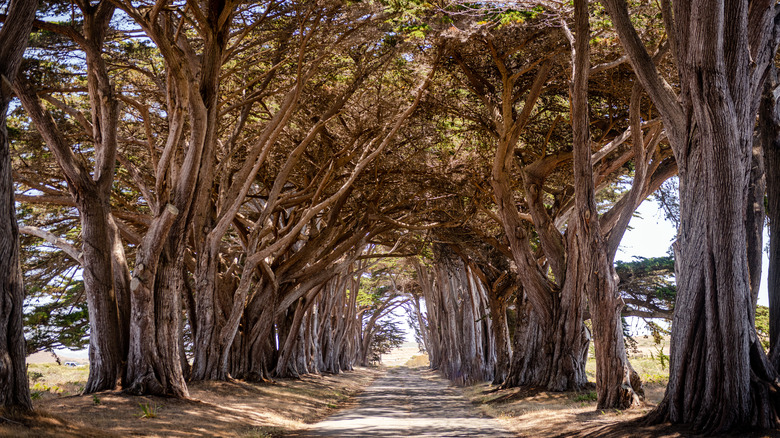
[461,337,674,437]
[2,367,380,438]
[404,354,430,368]
[26,363,90,401]
[0,407,111,437]
[462,336,778,437]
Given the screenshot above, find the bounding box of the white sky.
[620,198,770,307]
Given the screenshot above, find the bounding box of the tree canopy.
[2,0,780,434]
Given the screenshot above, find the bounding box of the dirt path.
[301,367,516,437]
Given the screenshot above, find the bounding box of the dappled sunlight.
[8,368,381,437]
[302,367,513,437]
[461,380,679,437]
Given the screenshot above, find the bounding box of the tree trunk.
[492,145,589,391]
[80,200,125,393]
[0,0,37,411]
[108,214,131,360]
[569,222,642,408]
[649,115,780,431]
[502,289,589,391]
[231,284,277,381]
[126,211,189,397]
[11,2,130,394]
[487,295,510,385]
[569,0,641,409]
[190,250,222,380]
[275,296,311,378]
[598,0,780,429]
[0,106,31,410]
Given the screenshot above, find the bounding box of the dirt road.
[302,367,516,437]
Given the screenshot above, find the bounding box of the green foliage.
[755,305,770,350]
[616,256,676,322]
[24,278,90,354]
[92,394,101,405]
[573,391,597,402]
[27,370,44,382]
[398,23,430,39]
[137,402,160,419]
[495,7,545,26]
[367,319,406,364]
[650,343,669,371]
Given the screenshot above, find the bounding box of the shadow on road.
[300,366,516,437]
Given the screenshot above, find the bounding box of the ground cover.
[11,338,780,437]
[463,336,779,437]
[0,365,380,437]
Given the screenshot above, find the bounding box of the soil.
[7,344,780,437]
[464,381,780,438]
[0,367,381,437]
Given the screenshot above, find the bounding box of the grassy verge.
[26,363,90,400]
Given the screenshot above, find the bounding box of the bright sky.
[619,197,771,307]
[615,199,675,262]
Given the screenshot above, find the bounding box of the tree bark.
[125,205,189,397]
[0,0,37,410]
[80,200,125,393]
[503,285,589,391]
[603,0,780,431]
[487,295,510,385]
[12,1,130,393]
[568,0,641,409]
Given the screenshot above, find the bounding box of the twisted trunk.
[487,295,510,385]
[503,286,588,391]
[602,0,780,430]
[0,0,37,409]
[126,206,188,397]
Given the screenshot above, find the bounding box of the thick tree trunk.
[569,222,642,408]
[108,214,131,359]
[426,250,495,385]
[602,0,780,430]
[231,284,277,382]
[0,0,37,411]
[190,250,222,380]
[649,126,780,430]
[80,201,125,393]
[0,110,31,410]
[646,5,779,431]
[275,296,311,378]
[487,297,510,385]
[493,153,588,391]
[502,289,588,391]
[126,210,189,397]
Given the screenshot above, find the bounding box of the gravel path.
[302,367,516,437]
